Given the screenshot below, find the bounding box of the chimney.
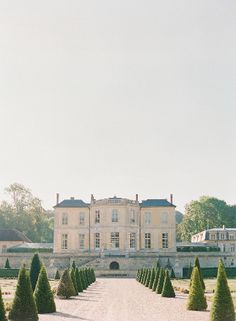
[70,197,75,200]
[56,193,59,205]
[91,194,95,204]
[170,194,173,204]
[135,194,139,203]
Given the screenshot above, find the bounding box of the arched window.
[110,261,119,270]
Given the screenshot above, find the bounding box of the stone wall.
[0,251,235,278]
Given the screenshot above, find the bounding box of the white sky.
[0,0,235,212]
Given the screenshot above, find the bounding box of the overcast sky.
[0,0,235,212]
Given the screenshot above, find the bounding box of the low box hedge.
[0,268,20,278]
[183,267,236,279]
[177,246,220,252]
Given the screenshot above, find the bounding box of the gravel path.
[39,278,210,321]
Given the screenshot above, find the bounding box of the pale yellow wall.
[53,207,90,253]
[90,200,140,251]
[140,207,176,250]
[54,201,176,253]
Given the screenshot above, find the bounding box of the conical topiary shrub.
[210,259,235,321]
[162,270,175,298]
[141,269,147,284]
[57,269,77,299]
[55,270,60,280]
[8,265,38,321]
[34,266,56,314]
[148,268,155,289]
[0,287,7,321]
[156,260,160,269]
[152,268,160,291]
[70,269,78,295]
[72,261,76,270]
[187,267,207,311]
[91,268,96,283]
[75,268,83,293]
[80,270,87,290]
[170,268,175,279]
[145,269,151,287]
[30,253,42,291]
[5,258,10,269]
[192,257,205,290]
[156,268,165,294]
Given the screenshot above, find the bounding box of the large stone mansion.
[53,194,176,254]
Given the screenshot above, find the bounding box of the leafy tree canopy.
[0,183,53,242]
[178,196,236,241]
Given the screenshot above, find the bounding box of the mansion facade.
[53,194,176,254]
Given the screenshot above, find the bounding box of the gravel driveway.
[39,278,210,321]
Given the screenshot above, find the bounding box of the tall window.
[79,212,85,225]
[210,234,216,240]
[161,212,168,224]
[162,233,168,249]
[144,233,151,248]
[79,234,85,249]
[144,212,151,224]
[130,233,136,249]
[220,233,225,240]
[130,209,136,224]
[95,233,100,249]
[230,244,235,252]
[62,234,68,249]
[112,209,118,222]
[62,213,68,225]
[111,232,119,248]
[229,234,235,240]
[95,210,100,224]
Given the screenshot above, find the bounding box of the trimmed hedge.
[183,267,236,279]
[0,269,20,278]
[177,246,220,253]
[7,248,53,253]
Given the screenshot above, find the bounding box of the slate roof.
[54,199,89,208]
[9,242,53,250]
[0,229,32,242]
[140,199,175,208]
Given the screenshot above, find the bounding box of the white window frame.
[162,232,168,249]
[95,233,100,249]
[95,210,100,224]
[112,209,118,223]
[62,213,68,225]
[144,212,151,224]
[129,233,136,249]
[79,212,85,225]
[130,209,136,224]
[111,232,119,248]
[144,233,151,249]
[62,234,68,249]
[161,212,168,224]
[79,234,85,249]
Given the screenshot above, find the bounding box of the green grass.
[0,278,59,303]
[172,279,236,306]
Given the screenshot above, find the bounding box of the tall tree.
[0,183,53,242]
[178,196,234,241]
